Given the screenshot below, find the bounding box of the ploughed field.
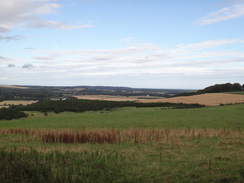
[0,103,244,182]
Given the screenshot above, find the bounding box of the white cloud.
[0,0,92,34]
[28,20,93,29]
[23,39,244,78]
[32,56,54,60]
[167,39,244,61]
[175,39,244,50]
[0,0,59,31]
[195,4,244,26]
[2,38,243,87]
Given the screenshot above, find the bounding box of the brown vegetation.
[0,128,242,144]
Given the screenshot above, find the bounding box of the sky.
[0,0,244,89]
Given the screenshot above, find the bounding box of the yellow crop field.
[75,95,164,101]
[75,93,244,106]
[0,100,37,108]
[140,93,244,106]
[0,85,29,89]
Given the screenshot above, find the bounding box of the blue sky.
[1,0,244,89]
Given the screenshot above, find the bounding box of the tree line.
[17,99,204,114]
[0,99,204,120]
[175,83,244,97]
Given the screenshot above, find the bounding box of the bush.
[0,108,27,120]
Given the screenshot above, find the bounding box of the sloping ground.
[140,93,244,106]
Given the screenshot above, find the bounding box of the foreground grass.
[0,128,243,183]
[0,104,244,129]
[0,150,131,183]
[0,104,243,182]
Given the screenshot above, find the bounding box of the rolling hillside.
[140,93,244,106]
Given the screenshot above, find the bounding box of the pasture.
[0,105,243,129]
[0,104,243,182]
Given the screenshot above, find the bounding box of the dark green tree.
[0,108,27,120]
[233,83,242,91]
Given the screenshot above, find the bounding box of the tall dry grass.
[0,128,242,144]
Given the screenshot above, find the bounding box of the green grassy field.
[225,91,244,95]
[0,104,244,182]
[0,104,243,129]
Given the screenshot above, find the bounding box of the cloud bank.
[10,39,242,77]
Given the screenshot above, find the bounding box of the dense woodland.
[175,83,244,97]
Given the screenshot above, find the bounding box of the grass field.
[0,104,243,129]
[0,104,244,182]
[225,91,244,95]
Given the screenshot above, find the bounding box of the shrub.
[0,108,27,120]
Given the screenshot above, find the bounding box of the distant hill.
[0,84,194,101]
[175,83,244,97]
